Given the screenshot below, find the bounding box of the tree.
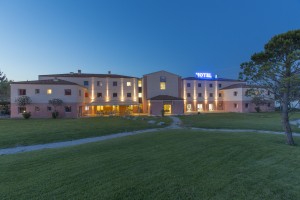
[48,98,63,118]
[240,30,300,145]
[15,96,32,119]
[0,70,11,102]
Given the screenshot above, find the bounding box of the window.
[218,84,222,88]
[85,92,89,98]
[65,106,72,113]
[268,103,271,107]
[35,106,40,112]
[18,89,26,96]
[209,83,213,88]
[126,82,131,86]
[138,80,142,87]
[84,81,89,86]
[113,81,117,86]
[187,93,191,97]
[97,93,102,98]
[47,106,52,111]
[138,93,142,98]
[127,93,131,97]
[198,93,202,97]
[47,89,52,94]
[97,81,102,86]
[35,89,40,94]
[187,83,191,87]
[160,82,166,90]
[245,103,249,108]
[160,76,166,82]
[219,93,222,97]
[187,104,192,112]
[198,83,201,87]
[113,93,118,97]
[18,107,26,114]
[209,93,213,97]
[79,90,81,96]
[234,103,238,108]
[65,89,71,95]
[234,91,238,96]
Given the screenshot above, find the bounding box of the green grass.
[180,112,300,132]
[0,130,300,199]
[0,116,171,149]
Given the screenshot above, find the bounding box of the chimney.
[108,71,111,74]
[78,69,81,74]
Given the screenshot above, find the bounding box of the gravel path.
[1,116,299,156]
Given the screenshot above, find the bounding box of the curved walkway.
[0,116,299,156]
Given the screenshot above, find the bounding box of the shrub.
[22,111,31,119]
[52,111,59,119]
[255,106,261,113]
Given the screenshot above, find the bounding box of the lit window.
[35,89,40,94]
[187,104,192,112]
[127,82,131,86]
[138,93,142,98]
[47,89,52,94]
[65,89,71,95]
[85,92,89,98]
[160,82,166,90]
[138,80,142,87]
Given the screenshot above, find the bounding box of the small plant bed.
[0,116,171,149]
[0,130,300,199]
[179,112,300,132]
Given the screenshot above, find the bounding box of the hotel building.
[10,70,274,118]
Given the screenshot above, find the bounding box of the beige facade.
[10,70,275,118]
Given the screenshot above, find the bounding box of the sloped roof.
[183,77,243,82]
[149,95,183,101]
[143,70,181,77]
[39,73,137,79]
[11,79,83,87]
[220,83,254,90]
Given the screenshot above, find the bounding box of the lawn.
[0,116,171,149]
[180,112,300,132]
[0,130,300,199]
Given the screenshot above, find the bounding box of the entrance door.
[164,104,172,114]
[209,104,213,111]
[197,104,203,111]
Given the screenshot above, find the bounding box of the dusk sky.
[1,0,300,81]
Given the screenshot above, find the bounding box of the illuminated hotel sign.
[195,72,213,79]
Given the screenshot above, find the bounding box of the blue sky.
[0,0,300,81]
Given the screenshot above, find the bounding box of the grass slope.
[1,130,300,199]
[0,116,171,148]
[180,112,300,132]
